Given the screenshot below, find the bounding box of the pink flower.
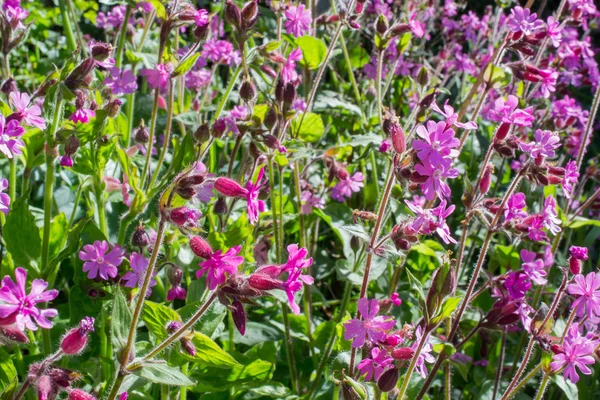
[343,297,395,348]
[430,100,477,130]
[142,64,172,89]
[0,178,9,215]
[9,92,46,130]
[122,252,156,297]
[104,67,138,95]
[486,95,534,127]
[301,191,324,215]
[505,271,531,299]
[526,214,548,242]
[504,192,528,221]
[170,207,202,228]
[390,293,402,306]
[201,39,241,66]
[166,285,187,301]
[0,267,58,331]
[186,69,212,90]
[282,47,303,85]
[332,172,364,202]
[214,168,267,224]
[551,325,598,383]
[518,129,560,160]
[357,347,393,382]
[409,13,426,38]
[542,195,561,235]
[414,159,459,201]
[568,272,600,320]
[196,246,244,290]
[284,4,312,38]
[79,240,125,280]
[520,249,547,285]
[0,114,25,158]
[195,9,209,27]
[562,160,579,199]
[570,246,588,261]
[412,326,435,378]
[506,6,543,35]
[546,16,562,47]
[192,162,215,203]
[539,70,558,98]
[280,245,314,314]
[69,108,95,124]
[413,120,460,166]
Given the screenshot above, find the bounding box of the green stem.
[397,328,430,399]
[58,0,76,51]
[141,89,160,189]
[115,6,132,68]
[95,183,108,237]
[534,375,550,400]
[281,303,299,393]
[9,157,16,200]
[149,80,175,189]
[212,65,242,123]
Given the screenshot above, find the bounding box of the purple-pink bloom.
[413,120,460,166]
[196,246,244,290]
[0,178,9,215]
[412,326,435,378]
[281,245,314,314]
[414,159,459,201]
[539,70,558,98]
[79,240,124,280]
[214,169,267,224]
[486,95,534,127]
[570,246,588,261]
[551,325,597,383]
[0,114,25,158]
[166,285,187,301]
[301,191,325,215]
[357,347,393,382]
[505,271,531,299]
[201,39,240,66]
[430,100,477,130]
[192,162,215,203]
[9,92,46,130]
[284,4,312,38]
[520,249,547,285]
[542,195,561,235]
[142,64,172,89]
[195,9,209,27]
[122,252,156,297]
[409,13,426,38]
[562,160,579,199]
[506,6,544,35]
[0,267,58,331]
[282,47,303,85]
[343,297,395,348]
[332,172,364,202]
[519,129,561,160]
[527,214,549,242]
[568,272,600,319]
[504,192,528,221]
[104,67,138,95]
[186,69,212,91]
[69,108,95,124]
[546,16,562,47]
[405,199,457,243]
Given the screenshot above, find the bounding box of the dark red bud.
[190,236,213,259]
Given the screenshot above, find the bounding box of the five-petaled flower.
[284,4,312,38]
[343,297,395,348]
[79,240,125,280]
[567,272,600,320]
[196,246,244,290]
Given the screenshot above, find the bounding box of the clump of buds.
[60,317,95,355]
[390,223,419,251]
[425,260,457,323]
[166,321,196,356]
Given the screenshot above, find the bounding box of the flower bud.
[242,0,258,29]
[168,265,183,286]
[230,299,246,335]
[191,123,209,144]
[377,367,399,392]
[495,122,511,141]
[181,337,196,356]
[240,79,257,102]
[134,122,149,144]
[550,344,564,354]
[417,67,429,87]
[225,0,242,30]
[391,346,414,360]
[37,375,58,400]
[131,224,150,248]
[104,98,122,118]
[214,177,247,197]
[91,41,113,62]
[390,23,410,36]
[479,164,492,194]
[60,317,95,355]
[248,273,282,290]
[275,79,285,103]
[569,257,582,275]
[376,15,389,35]
[65,58,96,90]
[166,320,183,334]
[68,389,96,400]
[212,118,227,138]
[283,83,296,105]
[0,325,29,343]
[264,106,278,130]
[170,207,201,227]
[190,236,213,259]
[214,196,228,214]
[390,123,406,154]
[1,77,17,94]
[419,90,438,109]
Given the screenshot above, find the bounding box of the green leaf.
[47,213,68,263]
[566,217,600,229]
[265,40,282,52]
[180,332,240,368]
[132,362,196,386]
[142,301,181,342]
[111,288,132,349]
[430,296,462,326]
[291,113,324,143]
[295,36,327,70]
[349,46,370,69]
[552,375,578,400]
[0,349,17,400]
[146,0,166,19]
[406,269,425,302]
[172,53,201,78]
[4,197,41,267]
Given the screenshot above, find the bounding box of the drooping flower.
[9,92,46,130]
[567,272,600,320]
[282,47,303,85]
[104,67,138,95]
[142,64,172,89]
[505,192,528,221]
[301,191,325,215]
[343,297,395,348]
[122,252,156,297]
[518,129,561,160]
[542,195,561,235]
[505,271,531,299]
[196,246,244,290]
[412,326,435,378]
[79,240,125,280]
[332,172,364,202]
[562,160,579,199]
[390,293,402,306]
[414,159,459,201]
[284,4,312,38]
[0,268,58,331]
[357,347,394,382]
[0,178,9,215]
[413,120,460,166]
[506,6,544,35]
[405,199,457,244]
[0,114,25,158]
[520,249,547,285]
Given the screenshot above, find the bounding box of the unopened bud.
[264,106,278,130]
[37,375,57,400]
[91,41,113,62]
[230,299,246,335]
[391,347,414,360]
[214,177,247,197]
[68,389,96,400]
[212,118,227,138]
[60,317,94,355]
[214,196,228,214]
[377,367,399,392]
[190,236,213,259]
[248,273,282,290]
[275,79,285,103]
[241,0,258,29]
[283,83,296,105]
[225,0,242,30]
[495,122,511,141]
[480,165,492,194]
[194,122,210,143]
[376,15,389,35]
[417,66,429,87]
[1,77,17,94]
[104,98,122,118]
[240,80,257,102]
[132,224,150,247]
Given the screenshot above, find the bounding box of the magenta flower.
[542,195,561,235]
[104,67,138,95]
[0,178,9,215]
[281,254,314,314]
[570,246,588,261]
[0,268,58,331]
[430,100,477,130]
[504,192,527,221]
[69,108,95,124]
[506,6,543,35]
[196,246,244,290]
[526,214,548,242]
[486,95,534,127]
[505,271,531,299]
[539,70,558,98]
[9,92,46,130]
[201,39,240,66]
[414,159,459,201]
[332,172,364,202]
[405,199,457,244]
[195,9,209,27]
[546,16,562,47]
[413,120,460,166]
[301,191,325,215]
[390,293,402,306]
[551,327,597,383]
[519,129,560,160]
[357,347,393,382]
[215,169,267,224]
[430,200,457,244]
[562,160,579,199]
[409,13,426,38]
[520,249,547,285]
[343,297,395,348]
[166,285,187,301]
[170,207,202,228]
[122,252,156,297]
[186,69,212,90]
[412,326,435,378]
[568,272,600,319]
[142,64,172,89]
[192,162,215,203]
[285,4,312,38]
[282,47,303,85]
[79,240,125,280]
[0,114,25,158]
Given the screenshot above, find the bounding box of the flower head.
[487,95,534,127]
[122,252,156,297]
[518,129,561,160]
[520,249,547,285]
[542,195,561,235]
[343,297,395,348]
[301,191,325,215]
[431,101,477,130]
[69,108,95,124]
[0,114,25,158]
[412,326,435,378]
[505,271,531,299]
[357,347,394,382]
[195,9,209,27]
[414,159,459,201]
[284,4,312,38]
[568,272,600,319]
[507,6,544,35]
[551,323,598,383]
[332,172,364,202]
[0,268,58,331]
[142,64,172,89]
[79,240,124,280]
[282,47,303,85]
[104,67,138,95]
[413,120,460,166]
[562,160,579,199]
[196,246,244,290]
[9,92,46,130]
[505,192,528,221]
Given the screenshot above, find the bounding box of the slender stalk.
[570,187,600,219]
[141,89,160,189]
[149,80,176,189]
[115,6,132,67]
[534,375,550,400]
[458,85,489,149]
[444,360,451,400]
[95,183,108,236]
[397,328,430,399]
[502,365,542,400]
[376,50,385,131]
[9,158,16,200]
[57,0,76,51]
[492,330,507,400]
[575,84,600,172]
[281,303,300,393]
[500,339,536,400]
